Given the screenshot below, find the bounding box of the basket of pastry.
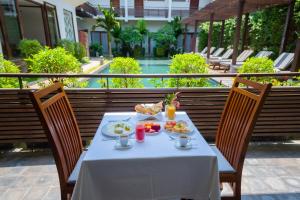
[135,101,163,120]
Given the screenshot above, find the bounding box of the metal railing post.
[18,77,23,89]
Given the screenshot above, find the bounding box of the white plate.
[102,121,134,138]
[114,141,133,150]
[164,121,194,138]
[175,141,193,150]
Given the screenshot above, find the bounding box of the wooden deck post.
[291,38,300,72]
[279,0,295,54]
[218,20,225,48]
[183,24,187,52]
[241,13,249,51]
[207,13,214,59]
[232,0,245,66]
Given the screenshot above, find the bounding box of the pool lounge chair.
[230,50,274,72]
[231,52,294,73]
[204,48,225,59]
[274,52,295,71]
[211,49,252,71]
[200,47,216,57]
[199,47,208,55]
[219,49,254,72]
[209,49,233,69]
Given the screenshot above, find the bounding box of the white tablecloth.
[72,112,220,200]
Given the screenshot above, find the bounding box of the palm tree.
[136,19,148,48]
[93,4,119,58]
[112,24,122,53]
[170,16,183,39]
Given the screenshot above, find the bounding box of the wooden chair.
[31,82,85,200]
[211,77,272,200]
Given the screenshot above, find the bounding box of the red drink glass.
[135,124,145,142]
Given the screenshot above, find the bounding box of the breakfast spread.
[164,120,190,134]
[135,101,163,115]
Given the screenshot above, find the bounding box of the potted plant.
[164,92,180,120]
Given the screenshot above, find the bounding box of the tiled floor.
[0,142,300,200]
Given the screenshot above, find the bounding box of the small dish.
[114,140,133,150]
[175,141,193,150]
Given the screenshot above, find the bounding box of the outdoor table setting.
[72,93,220,200]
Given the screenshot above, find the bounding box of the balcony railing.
[94,6,199,18]
[1,72,300,143]
[1,72,300,89]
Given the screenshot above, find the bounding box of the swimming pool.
[88,59,219,88]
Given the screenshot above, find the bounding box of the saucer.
[175,141,192,150]
[114,141,133,150]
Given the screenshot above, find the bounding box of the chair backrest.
[209,47,216,54]
[200,47,207,54]
[221,49,233,59]
[255,51,273,58]
[31,82,83,187]
[237,49,254,61]
[212,48,224,57]
[274,52,294,70]
[216,77,271,175]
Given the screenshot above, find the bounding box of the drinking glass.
[135,124,145,142]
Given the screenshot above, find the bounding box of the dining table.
[71,111,220,200]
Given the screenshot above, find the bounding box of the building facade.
[76,0,211,55]
[0,0,85,58]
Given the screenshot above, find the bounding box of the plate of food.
[135,101,163,120]
[164,120,194,136]
[102,121,134,138]
[139,121,162,136]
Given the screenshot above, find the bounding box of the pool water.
[88,59,219,88]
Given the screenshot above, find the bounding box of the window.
[45,3,60,46]
[0,0,22,57]
[64,9,75,41]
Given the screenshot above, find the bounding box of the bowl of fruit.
[140,121,161,135]
[164,120,193,136]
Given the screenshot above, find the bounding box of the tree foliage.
[169,16,183,39]
[198,1,300,55]
[109,57,143,88]
[57,39,87,62]
[94,5,120,58]
[0,54,20,88]
[168,53,209,87]
[18,39,43,58]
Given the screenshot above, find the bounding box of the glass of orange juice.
[166,104,176,120]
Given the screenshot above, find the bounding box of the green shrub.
[57,39,86,62]
[27,47,86,87]
[28,47,81,73]
[109,57,143,88]
[74,42,87,62]
[238,57,275,83]
[90,43,103,56]
[0,54,20,88]
[57,39,75,55]
[18,39,43,58]
[168,53,209,87]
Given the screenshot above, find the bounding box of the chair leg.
[233,180,241,200]
[61,190,68,200]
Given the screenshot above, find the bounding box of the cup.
[179,135,190,147]
[119,134,129,147]
[135,124,145,142]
